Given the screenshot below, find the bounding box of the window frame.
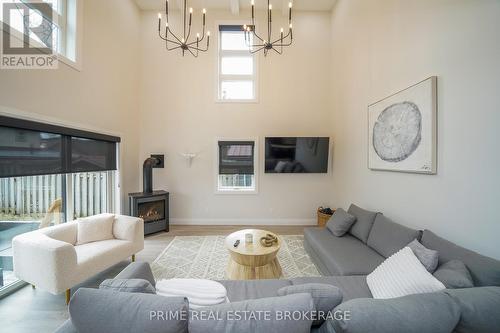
[215,137,259,195]
[0,0,83,71]
[216,22,259,104]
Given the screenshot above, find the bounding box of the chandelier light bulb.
[158,13,162,19]
[189,7,193,14]
[269,4,272,10]
[197,33,200,38]
[251,0,255,5]
[203,8,206,14]
[289,2,292,8]
[166,22,169,27]
[289,23,293,28]
[281,27,284,33]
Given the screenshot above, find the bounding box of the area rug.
[151,235,321,280]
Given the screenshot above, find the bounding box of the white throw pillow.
[77,214,115,245]
[367,246,445,299]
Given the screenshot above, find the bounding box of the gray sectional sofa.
[56,204,500,333]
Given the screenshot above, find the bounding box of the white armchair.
[12,214,144,303]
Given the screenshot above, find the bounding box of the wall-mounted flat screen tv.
[265,137,330,173]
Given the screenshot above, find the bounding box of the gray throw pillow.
[326,209,357,237]
[99,278,156,294]
[407,239,439,273]
[189,293,314,333]
[347,204,378,243]
[278,283,343,326]
[433,260,474,289]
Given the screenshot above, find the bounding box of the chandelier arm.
[168,28,184,45]
[251,29,265,43]
[270,31,291,45]
[167,44,182,51]
[250,46,266,54]
[271,47,282,55]
[272,39,293,47]
[187,47,198,57]
[159,29,181,45]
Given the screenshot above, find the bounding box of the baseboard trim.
[170,218,316,226]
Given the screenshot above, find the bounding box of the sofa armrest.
[13,232,77,294]
[113,215,144,242]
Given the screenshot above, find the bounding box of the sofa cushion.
[326,208,357,237]
[421,230,500,286]
[69,288,188,333]
[320,292,460,333]
[75,239,135,278]
[434,260,474,289]
[99,278,156,294]
[291,276,372,301]
[76,214,115,245]
[347,205,378,243]
[43,222,78,245]
[219,279,292,302]
[189,293,314,333]
[444,287,500,333]
[304,227,384,275]
[367,214,420,258]
[407,239,439,273]
[278,283,343,326]
[367,247,445,299]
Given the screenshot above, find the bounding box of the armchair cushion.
[76,214,115,245]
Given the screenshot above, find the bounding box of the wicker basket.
[317,208,334,227]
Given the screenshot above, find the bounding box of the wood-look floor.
[0,225,307,333]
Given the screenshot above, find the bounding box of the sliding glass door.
[0,116,120,295]
[0,171,116,292]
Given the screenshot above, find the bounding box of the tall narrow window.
[218,25,257,101]
[217,140,257,192]
[0,0,82,67]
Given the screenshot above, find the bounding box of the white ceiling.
[134,0,337,12]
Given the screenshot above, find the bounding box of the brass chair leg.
[132,254,136,262]
[66,289,71,305]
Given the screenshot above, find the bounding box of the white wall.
[329,0,500,258]
[139,10,333,225]
[0,0,142,213]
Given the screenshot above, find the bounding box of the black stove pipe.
[143,157,159,193]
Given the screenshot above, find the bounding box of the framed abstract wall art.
[368,76,437,174]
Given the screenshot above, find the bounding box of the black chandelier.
[243,0,293,56]
[157,0,210,57]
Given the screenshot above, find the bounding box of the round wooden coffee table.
[225,229,283,280]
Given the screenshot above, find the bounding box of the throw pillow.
[278,283,343,326]
[76,213,115,245]
[347,204,378,243]
[99,278,156,294]
[367,247,446,299]
[326,209,357,237]
[188,293,314,333]
[407,239,439,273]
[433,260,474,289]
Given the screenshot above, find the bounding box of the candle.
[157,13,161,31]
[202,8,206,26]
